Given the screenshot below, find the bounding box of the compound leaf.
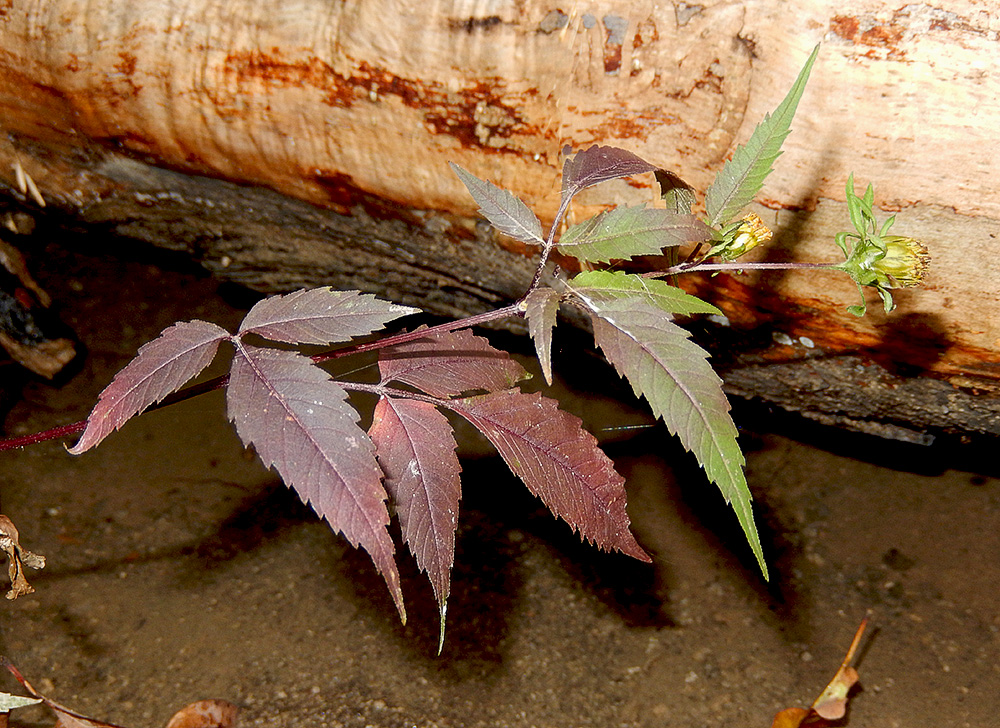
[379,327,529,398]
[370,397,461,648]
[69,320,230,454]
[704,45,819,228]
[449,389,649,562]
[583,297,765,576]
[562,145,657,200]
[557,206,711,263]
[238,287,418,345]
[522,286,561,385]
[227,341,404,621]
[570,270,723,317]
[450,163,545,245]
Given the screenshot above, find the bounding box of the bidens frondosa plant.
[1,45,927,647]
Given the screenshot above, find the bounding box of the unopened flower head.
[715,212,773,261]
[835,175,930,316]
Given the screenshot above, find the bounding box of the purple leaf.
[379,328,529,398]
[227,341,404,621]
[370,397,461,646]
[69,320,230,454]
[449,390,649,562]
[522,287,561,385]
[562,145,657,199]
[238,287,419,345]
[450,163,545,245]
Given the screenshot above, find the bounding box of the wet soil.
[1,242,998,727]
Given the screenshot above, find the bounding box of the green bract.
[834,174,930,315]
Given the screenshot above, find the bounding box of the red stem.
[0,420,87,452]
[645,260,838,278]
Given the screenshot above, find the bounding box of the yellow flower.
[875,236,930,288]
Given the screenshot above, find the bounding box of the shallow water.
[1,243,997,727]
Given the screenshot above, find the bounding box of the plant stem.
[644,260,840,278]
[0,420,87,452]
[315,302,523,362]
[520,191,574,301]
[341,380,446,408]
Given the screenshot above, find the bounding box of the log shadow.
[866,310,952,377]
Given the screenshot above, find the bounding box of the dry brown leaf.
[0,515,46,600]
[770,707,810,728]
[0,332,76,380]
[165,699,239,728]
[53,711,125,728]
[0,238,50,307]
[770,618,869,728]
[0,689,43,728]
[3,659,238,728]
[2,658,125,727]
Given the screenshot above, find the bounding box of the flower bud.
[715,212,773,260]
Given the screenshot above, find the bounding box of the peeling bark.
[0,0,998,436]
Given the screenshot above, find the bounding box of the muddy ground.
[1,240,998,727]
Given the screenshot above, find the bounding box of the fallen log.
[1,0,998,438]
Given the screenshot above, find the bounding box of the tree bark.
[1,1,998,437]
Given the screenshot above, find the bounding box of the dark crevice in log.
[71,156,539,324]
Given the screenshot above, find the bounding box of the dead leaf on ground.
[771,618,869,727]
[0,515,46,600]
[0,233,78,379]
[2,658,238,728]
[164,700,238,728]
[1,689,43,728]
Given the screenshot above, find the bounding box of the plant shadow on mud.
[366,452,666,668]
[163,468,522,670]
[169,448,674,670]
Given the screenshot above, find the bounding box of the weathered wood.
[0,1,998,435]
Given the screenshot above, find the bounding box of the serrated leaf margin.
[704,45,819,228]
[70,320,230,454]
[582,297,766,576]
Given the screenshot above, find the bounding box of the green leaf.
[557,206,712,263]
[569,270,723,317]
[704,45,819,228]
[579,295,766,576]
